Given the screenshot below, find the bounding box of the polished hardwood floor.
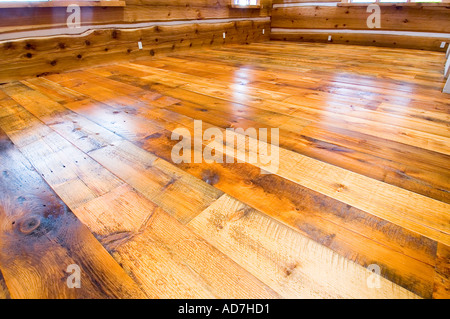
[0,42,449,299]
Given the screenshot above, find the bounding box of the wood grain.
[76,188,277,298]
[13,69,443,296]
[74,184,278,298]
[271,6,450,33]
[433,243,450,299]
[0,271,10,299]
[188,194,420,299]
[0,86,276,298]
[0,41,448,299]
[0,127,145,299]
[138,128,439,298]
[0,0,272,34]
[271,3,450,51]
[0,20,270,82]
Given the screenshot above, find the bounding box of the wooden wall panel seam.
[271,28,450,39]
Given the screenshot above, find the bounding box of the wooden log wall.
[0,0,272,34]
[271,1,450,52]
[0,1,272,81]
[0,20,270,82]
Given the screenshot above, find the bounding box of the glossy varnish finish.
[0,42,448,299]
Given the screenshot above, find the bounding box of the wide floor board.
[0,42,448,299]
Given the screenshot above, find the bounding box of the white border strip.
[443,77,450,93]
[271,28,450,39]
[445,54,450,79]
[0,17,271,42]
[273,2,339,8]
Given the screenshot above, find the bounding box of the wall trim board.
[271,28,450,39]
[273,3,338,8]
[338,3,450,7]
[271,29,450,52]
[0,17,271,42]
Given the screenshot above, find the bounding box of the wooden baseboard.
[270,30,450,52]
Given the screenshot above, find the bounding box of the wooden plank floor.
[0,42,449,299]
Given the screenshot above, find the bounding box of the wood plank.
[188,194,420,299]
[1,81,277,298]
[1,41,447,299]
[215,129,450,246]
[0,0,271,34]
[95,64,449,203]
[0,83,266,298]
[108,53,449,131]
[0,86,124,209]
[139,128,438,298]
[180,44,447,92]
[140,54,449,107]
[0,127,145,299]
[1,82,223,224]
[433,243,450,299]
[16,70,444,297]
[21,72,439,297]
[36,53,450,243]
[76,72,448,247]
[88,140,223,224]
[74,184,279,298]
[122,60,450,156]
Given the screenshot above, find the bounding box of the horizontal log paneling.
[271,6,450,33]
[0,1,272,81]
[0,1,126,9]
[0,20,270,82]
[0,0,272,36]
[271,2,450,51]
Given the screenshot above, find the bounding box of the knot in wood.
[18,216,41,235]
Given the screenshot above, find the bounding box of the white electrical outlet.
[138,41,143,50]
[223,32,226,39]
[328,35,332,42]
[440,42,446,49]
[263,29,265,35]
